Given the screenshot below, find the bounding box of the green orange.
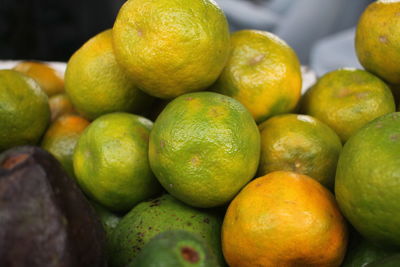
[335,112,400,248]
[258,114,342,188]
[65,29,153,120]
[0,70,50,151]
[41,114,90,178]
[112,0,230,99]
[212,30,302,123]
[355,0,400,84]
[73,112,161,212]
[301,68,395,142]
[149,92,260,208]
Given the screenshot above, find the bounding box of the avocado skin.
[131,230,219,267]
[0,146,107,267]
[366,254,400,267]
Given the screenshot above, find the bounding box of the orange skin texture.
[222,171,348,267]
[356,0,400,84]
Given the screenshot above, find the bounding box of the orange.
[301,68,395,142]
[13,61,64,96]
[335,112,400,248]
[0,70,50,151]
[65,29,153,120]
[41,114,90,178]
[112,0,230,99]
[48,93,75,122]
[258,114,342,188]
[212,30,302,123]
[222,171,348,267]
[73,112,161,212]
[355,1,400,84]
[149,92,260,208]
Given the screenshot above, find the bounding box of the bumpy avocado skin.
[131,230,219,267]
[0,146,107,267]
[109,194,224,267]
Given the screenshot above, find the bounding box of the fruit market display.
[0,0,400,266]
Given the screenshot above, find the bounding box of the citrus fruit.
[109,194,224,267]
[149,92,260,208]
[112,0,230,99]
[212,30,302,123]
[222,171,348,267]
[355,0,400,84]
[13,61,64,96]
[301,68,395,142]
[41,114,90,178]
[48,93,75,122]
[0,70,50,151]
[258,114,342,188]
[65,29,153,120]
[335,112,400,248]
[73,112,161,212]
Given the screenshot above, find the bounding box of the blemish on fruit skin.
[186,97,193,101]
[248,54,265,66]
[2,154,29,169]
[160,140,165,148]
[203,218,210,224]
[137,29,143,37]
[181,247,200,263]
[390,134,400,141]
[379,35,388,43]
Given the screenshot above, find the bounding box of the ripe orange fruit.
[222,171,348,267]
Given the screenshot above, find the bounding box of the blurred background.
[0,0,373,75]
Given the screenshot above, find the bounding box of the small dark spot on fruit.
[187,222,192,226]
[203,218,210,224]
[160,140,165,148]
[186,97,193,101]
[181,246,200,263]
[2,154,29,169]
[390,134,400,141]
[149,198,161,207]
[191,215,196,218]
[137,29,143,37]
[379,35,388,43]
[148,227,152,230]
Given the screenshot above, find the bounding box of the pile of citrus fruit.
[1,0,400,266]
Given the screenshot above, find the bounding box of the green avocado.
[366,254,400,267]
[342,232,396,267]
[109,194,224,267]
[131,230,219,267]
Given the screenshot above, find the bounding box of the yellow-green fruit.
[149,92,260,208]
[0,70,50,151]
[73,112,161,212]
[301,68,395,142]
[113,0,230,99]
[258,114,342,188]
[355,0,400,84]
[65,29,153,120]
[212,30,302,123]
[41,114,90,178]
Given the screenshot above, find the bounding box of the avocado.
[366,254,400,267]
[342,231,397,267]
[109,194,224,267]
[0,146,106,267]
[90,200,122,237]
[131,230,219,267]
